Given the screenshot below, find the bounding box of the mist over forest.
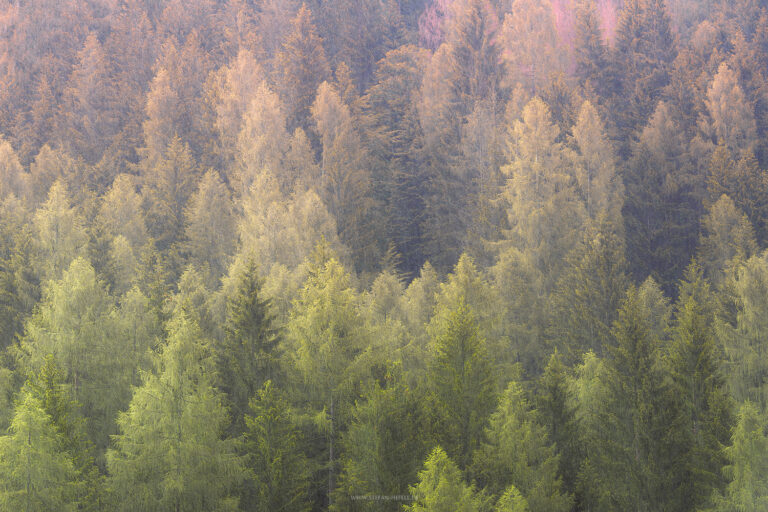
[0,0,767,510]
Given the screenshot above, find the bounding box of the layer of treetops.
[0,0,767,510]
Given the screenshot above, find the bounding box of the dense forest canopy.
[0,0,768,510]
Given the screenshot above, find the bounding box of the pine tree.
[472,381,572,512]
[242,380,311,512]
[107,309,245,512]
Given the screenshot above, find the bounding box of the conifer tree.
[0,386,78,511]
[242,380,311,512]
[711,402,768,512]
[107,309,245,512]
[405,446,482,512]
[427,299,496,469]
[536,351,581,500]
[472,381,572,512]
[183,169,236,285]
[333,379,430,511]
[664,264,733,511]
[217,256,281,435]
[273,3,331,135]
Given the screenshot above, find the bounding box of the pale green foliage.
[501,98,586,286]
[311,81,373,263]
[289,255,368,409]
[702,63,758,157]
[234,80,290,195]
[711,402,768,512]
[570,101,623,225]
[717,253,768,409]
[495,486,529,512]
[405,446,482,512]
[21,257,133,453]
[97,174,147,250]
[0,137,28,200]
[473,382,572,512]
[0,387,78,511]
[33,179,88,280]
[109,235,138,296]
[698,195,757,285]
[208,49,264,169]
[501,0,563,94]
[184,169,236,284]
[107,309,244,512]
[238,169,346,272]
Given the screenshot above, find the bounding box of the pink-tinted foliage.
[418,0,454,50]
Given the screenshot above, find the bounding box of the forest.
[0,0,767,510]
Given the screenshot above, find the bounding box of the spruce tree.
[663,263,733,511]
[242,380,311,512]
[217,255,281,435]
[427,298,496,469]
[472,381,572,512]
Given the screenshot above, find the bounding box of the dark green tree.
[426,298,496,469]
[216,256,282,435]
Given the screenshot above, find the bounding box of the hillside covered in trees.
[1,0,768,510]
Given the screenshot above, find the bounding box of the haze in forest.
[0,0,767,510]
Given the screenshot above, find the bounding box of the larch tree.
[697,194,757,285]
[107,308,245,512]
[183,169,236,285]
[288,253,369,500]
[405,446,483,512]
[501,97,586,289]
[234,80,290,195]
[702,63,759,158]
[20,258,131,456]
[717,253,768,410]
[273,3,331,135]
[32,179,88,281]
[312,81,376,268]
[711,402,768,512]
[569,100,623,226]
[0,385,78,512]
[502,0,563,95]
